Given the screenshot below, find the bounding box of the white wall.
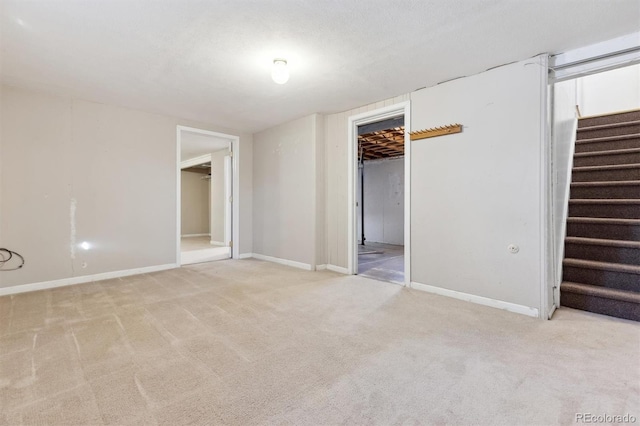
[209,149,227,244]
[577,63,640,116]
[181,170,210,235]
[252,114,323,267]
[0,84,253,289]
[410,57,546,312]
[324,94,410,269]
[358,157,404,245]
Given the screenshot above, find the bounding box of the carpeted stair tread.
[574,137,640,153]
[578,109,640,128]
[575,133,640,144]
[563,258,640,275]
[576,121,640,139]
[569,199,640,205]
[571,180,640,187]
[572,163,640,171]
[573,147,640,157]
[564,237,640,265]
[570,163,640,182]
[577,120,640,133]
[564,236,640,249]
[569,180,640,199]
[564,109,640,320]
[567,217,640,225]
[567,199,640,219]
[561,281,640,303]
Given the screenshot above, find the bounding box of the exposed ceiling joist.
[358,127,405,161]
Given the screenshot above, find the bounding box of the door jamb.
[347,101,411,285]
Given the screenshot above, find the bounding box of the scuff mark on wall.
[70,198,77,259]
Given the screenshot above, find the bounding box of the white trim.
[539,54,553,320]
[310,115,318,271]
[209,240,226,246]
[550,31,640,82]
[347,101,411,284]
[176,126,241,264]
[181,153,212,169]
[554,117,578,310]
[181,233,210,238]
[237,253,253,259]
[231,137,240,260]
[251,253,313,271]
[224,155,232,247]
[315,264,327,271]
[0,264,177,297]
[327,264,349,274]
[410,281,540,318]
[548,303,557,320]
[403,103,412,286]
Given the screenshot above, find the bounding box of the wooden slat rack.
[409,124,462,141]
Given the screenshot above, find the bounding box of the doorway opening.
[177,126,239,265]
[357,119,405,284]
[549,61,640,318]
[348,102,411,285]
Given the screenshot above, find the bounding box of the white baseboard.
[181,233,210,238]
[209,240,226,246]
[237,253,253,259]
[0,263,177,297]
[410,281,540,318]
[251,253,313,271]
[327,264,349,274]
[315,264,327,271]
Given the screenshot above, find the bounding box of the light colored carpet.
[0,259,638,425]
[181,236,219,252]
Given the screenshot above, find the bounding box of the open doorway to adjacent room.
[356,116,406,284]
[177,126,238,265]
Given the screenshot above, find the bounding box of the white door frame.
[176,126,240,264]
[224,155,232,247]
[347,101,411,285]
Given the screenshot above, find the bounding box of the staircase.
[560,109,640,321]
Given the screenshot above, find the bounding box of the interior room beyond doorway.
[178,128,233,265]
[357,117,405,284]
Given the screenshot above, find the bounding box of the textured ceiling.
[1,1,639,133]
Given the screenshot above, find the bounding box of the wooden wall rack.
[409,124,462,141]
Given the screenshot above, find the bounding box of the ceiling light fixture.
[271,59,289,84]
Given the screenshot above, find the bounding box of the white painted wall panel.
[551,80,578,308]
[181,171,210,235]
[359,158,404,245]
[410,58,545,310]
[252,115,316,266]
[577,64,640,116]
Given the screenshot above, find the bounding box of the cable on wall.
[0,248,25,271]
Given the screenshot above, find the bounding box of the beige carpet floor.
[181,237,220,252]
[0,259,638,425]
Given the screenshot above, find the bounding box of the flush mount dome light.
[271,59,289,84]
